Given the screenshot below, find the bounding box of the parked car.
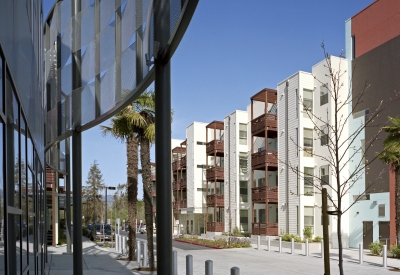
[84,224,93,238]
[139,225,146,234]
[92,223,114,241]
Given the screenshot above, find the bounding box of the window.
[0,56,3,112]
[320,125,328,146]
[197,141,206,145]
[239,152,247,174]
[240,210,248,231]
[303,128,313,157]
[304,167,314,196]
[379,204,385,217]
[197,165,207,169]
[240,181,248,203]
[239,123,247,145]
[295,89,299,118]
[303,89,313,118]
[352,35,356,59]
[295,128,299,156]
[296,166,299,195]
[360,139,365,165]
[320,166,329,185]
[304,206,314,232]
[296,206,299,235]
[320,85,328,105]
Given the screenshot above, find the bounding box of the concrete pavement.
[46,236,400,274]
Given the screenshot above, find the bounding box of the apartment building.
[277,57,350,249]
[249,89,279,237]
[344,0,400,248]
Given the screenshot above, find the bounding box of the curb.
[173,239,223,249]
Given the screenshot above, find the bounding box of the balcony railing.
[251,113,277,134]
[251,150,278,168]
[172,160,181,171]
[152,206,156,213]
[251,186,278,203]
[206,167,224,181]
[151,173,156,181]
[207,222,224,232]
[206,139,224,155]
[173,201,180,211]
[206,194,224,207]
[173,181,180,190]
[180,200,187,208]
[152,190,156,197]
[180,178,187,189]
[180,156,187,167]
[252,222,278,235]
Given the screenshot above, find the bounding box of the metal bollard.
[267,236,271,251]
[119,235,122,253]
[115,234,118,251]
[279,237,282,253]
[186,254,193,275]
[136,240,141,261]
[231,267,240,275]
[122,236,126,255]
[205,260,213,275]
[143,242,148,267]
[359,243,363,264]
[173,251,178,275]
[291,238,294,254]
[383,245,387,267]
[305,239,309,256]
[257,236,260,250]
[321,240,324,258]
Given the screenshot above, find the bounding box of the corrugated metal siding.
[187,124,195,208]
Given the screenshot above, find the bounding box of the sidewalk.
[46,237,400,274]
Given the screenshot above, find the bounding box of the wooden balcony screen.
[251,113,277,133]
[206,139,224,155]
[151,190,156,197]
[252,222,278,235]
[206,194,224,207]
[152,206,156,213]
[173,201,180,210]
[180,200,187,208]
[206,167,224,181]
[251,150,278,168]
[251,186,278,203]
[173,181,180,190]
[172,160,181,171]
[180,178,187,189]
[180,156,187,167]
[207,222,224,232]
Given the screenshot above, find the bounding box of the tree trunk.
[337,212,343,275]
[395,166,400,245]
[140,135,155,269]
[127,135,138,261]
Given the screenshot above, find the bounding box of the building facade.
[0,1,47,274]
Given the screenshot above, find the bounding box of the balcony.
[251,150,278,169]
[251,186,278,203]
[252,222,278,235]
[152,206,156,213]
[251,113,277,135]
[180,178,187,189]
[173,201,180,211]
[206,167,224,181]
[152,190,156,197]
[180,156,187,167]
[151,173,156,181]
[206,139,224,156]
[173,181,180,191]
[206,194,224,207]
[172,160,181,171]
[180,200,187,208]
[207,222,224,232]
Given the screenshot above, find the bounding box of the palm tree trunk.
[127,135,138,261]
[140,136,155,269]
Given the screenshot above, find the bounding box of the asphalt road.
[119,230,210,251]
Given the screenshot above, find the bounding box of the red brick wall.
[352,0,400,57]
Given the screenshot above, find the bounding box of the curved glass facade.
[0,1,46,274]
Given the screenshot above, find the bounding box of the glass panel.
[13,92,20,209]
[28,133,33,169]
[304,167,314,196]
[240,181,248,203]
[240,210,248,231]
[14,214,22,274]
[28,216,35,273]
[21,118,28,270]
[0,123,4,273]
[0,56,3,112]
[303,89,313,117]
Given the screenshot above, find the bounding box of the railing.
[151,190,156,197]
[180,178,187,189]
[152,206,156,213]
[206,167,224,181]
[173,201,180,211]
[252,222,278,235]
[251,150,278,168]
[180,156,187,167]
[172,160,181,171]
[206,194,224,207]
[251,186,278,203]
[251,113,277,133]
[173,181,180,190]
[180,200,187,208]
[206,139,224,155]
[207,222,224,232]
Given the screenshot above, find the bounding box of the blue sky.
[43,0,375,198]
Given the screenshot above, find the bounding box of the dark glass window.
[0,123,4,273]
[0,56,3,112]
[13,91,20,208]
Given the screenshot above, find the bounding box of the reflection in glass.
[15,214,21,274]
[0,123,4,273]
[22,118,28,270]
[13,92,20,209]
[0,56,3,112]
[28,216,35,273]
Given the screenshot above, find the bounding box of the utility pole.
[105,186,116,223]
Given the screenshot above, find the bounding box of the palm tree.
[101,91,156,265]
[379,116,400,244]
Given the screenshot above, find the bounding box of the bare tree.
[280,43,399,275]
